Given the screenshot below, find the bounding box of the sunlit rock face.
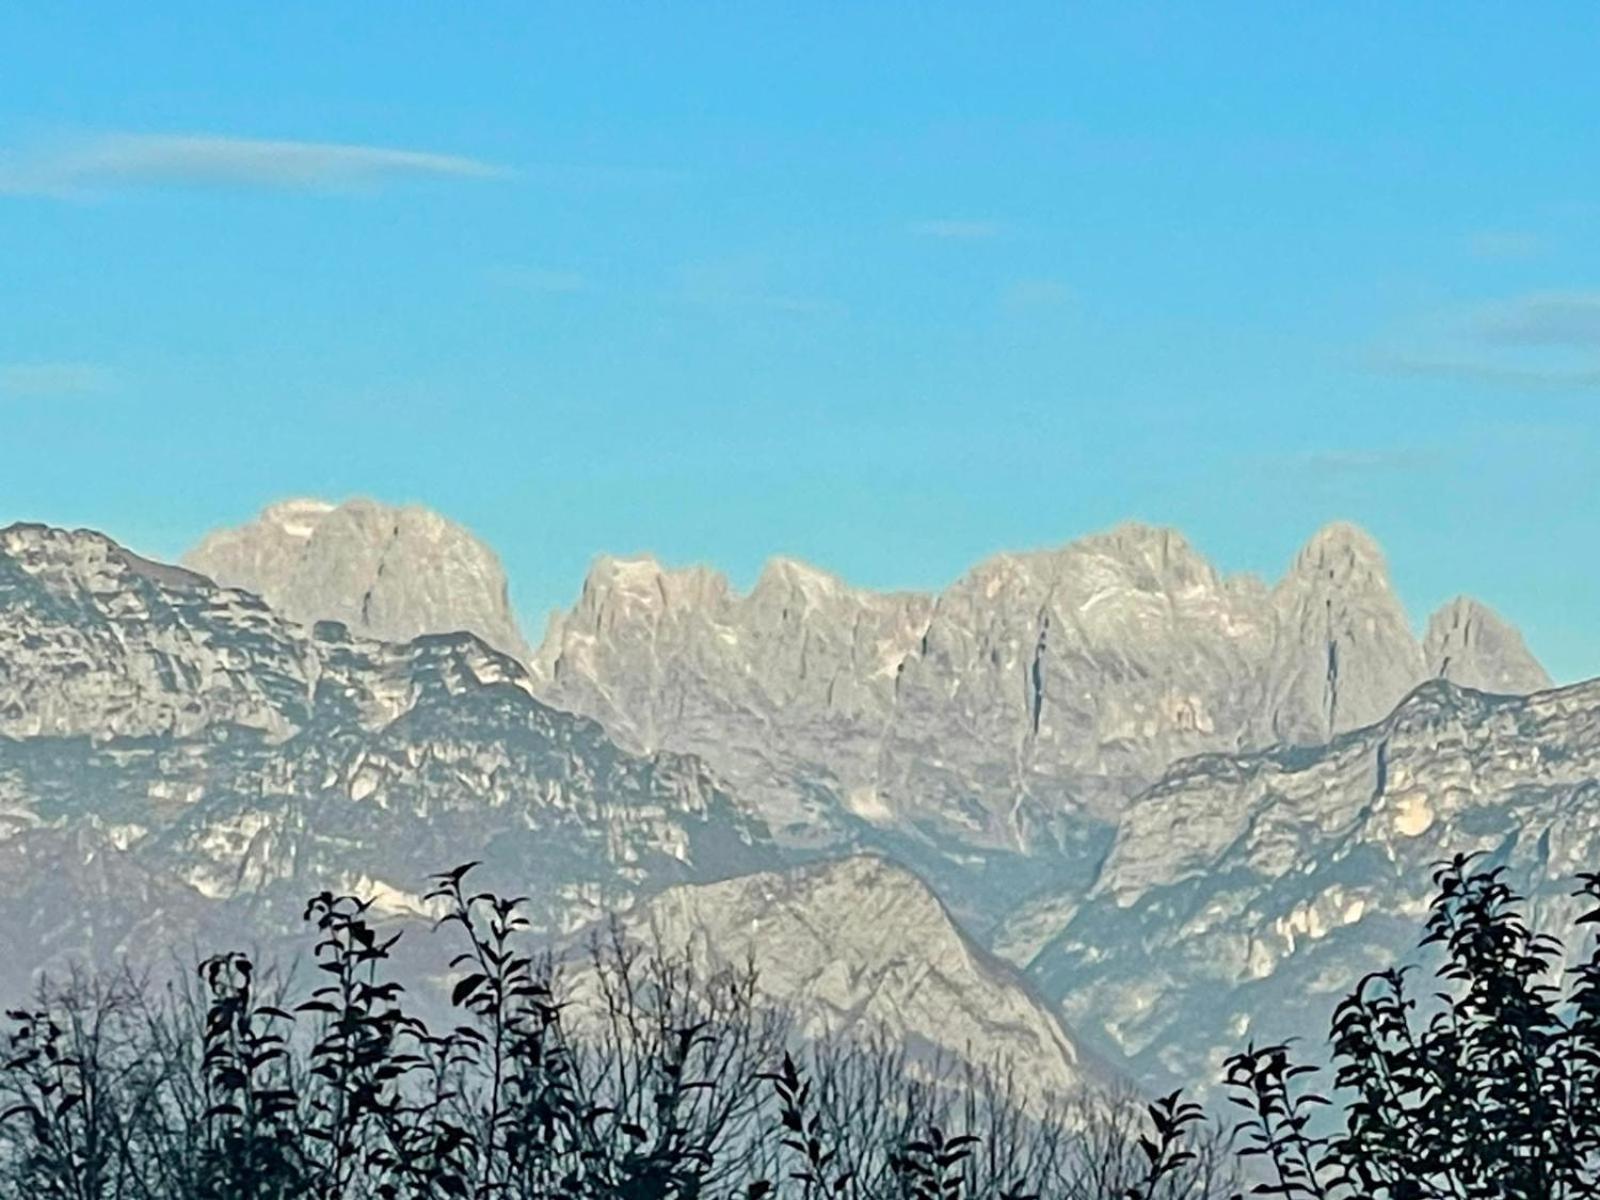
[530,521,1551,932]
[0,522,774,996]
[565,855,1102,1102]
[1005,677,1600,1095]
[1253,522,1427,746]
[1424,594,1552,696]
[0,524,1103,1097]
[175,505,1554,936]
[185,497,532,662]
[2,514,1571,1101]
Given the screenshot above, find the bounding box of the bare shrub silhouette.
[0,862,1231,1199]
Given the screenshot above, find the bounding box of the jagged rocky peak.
[0,520,781,991]
[589,855,1096,1099]
[880,522,1277,827]
[572,554,731,623]
[0,518,563,745]
[531,549,932,717]
[184,497,531,661]
[530,549,932,839]
[532,518,1553,881]
[1425,595,1553,695]
[1065,520,1221,588]
[1283,519,1389,583]
[1259,521,1426,744]
[751,554,853,600]
[2,521,208,594]
[559,550,905,625]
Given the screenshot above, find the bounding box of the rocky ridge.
[4,510,1576,1101]
[180,505,1549,881]
[1424,594,1552,695]
[185,498,532,661]
[0,521,773,994]
[1004,676,1600,1093]
[529,521,1551,918]
[0,520,1107,1097]
[573,855,1098,1099]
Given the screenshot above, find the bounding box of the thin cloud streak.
[0,363,113,397]
[1370,349,1600,390]
[907,218,1002,239]
[493,267,592,295]
[1472,291,1600,348]
[1367,290,1600,391]
[0,133,507,195]
[1465,230,1545,261]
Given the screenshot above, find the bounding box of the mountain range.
[0,498,1582,1104]
[0,518,1095,1099]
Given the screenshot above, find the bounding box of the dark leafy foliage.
[0,863,1231,1199]
[1219,852,1600,1199]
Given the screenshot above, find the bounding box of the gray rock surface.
[530,522,1550,931]
[0,522,773,995]
[185,498,532,661]
[1,513,1572,1101]
[0,522,1103,1099]
[1006,676,1600,1095]
[533,553,932,842]
[1253,522,1426,745]
[572,855,1099,1100]
[1424,594,1553,695]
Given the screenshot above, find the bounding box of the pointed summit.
[1262,522,1424,744]
[1285,521,1390,584]
[569,554,731,623]
[750,555,853,614]
[581,553,670,601]
[1424,595,1552,695]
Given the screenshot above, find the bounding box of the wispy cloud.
[493,266,592,295]
[675,258,840,316]
[0,133,506,196]
[1001,278,1074,309]
[907,218,1002,240]
[0,362,113,397]
[1472,291,1600,348]
[1371,350,1600,390]
[1370,290,1600,390]
[1465,230,1545,261]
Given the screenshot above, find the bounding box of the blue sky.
[3,4,1600,678]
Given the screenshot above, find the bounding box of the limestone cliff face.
[185,498,531,661]
[0,522,773,995]
[1424,594,1552,695]
[572,855,1098,1100]
[0,524,1103,1098]
[530,522,1550,876]
[178,506,1552,883]
[1254,522,1427,746]
[7,511,1569,1100]
[532,553,933,841]
[1005,677,1600,1094]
